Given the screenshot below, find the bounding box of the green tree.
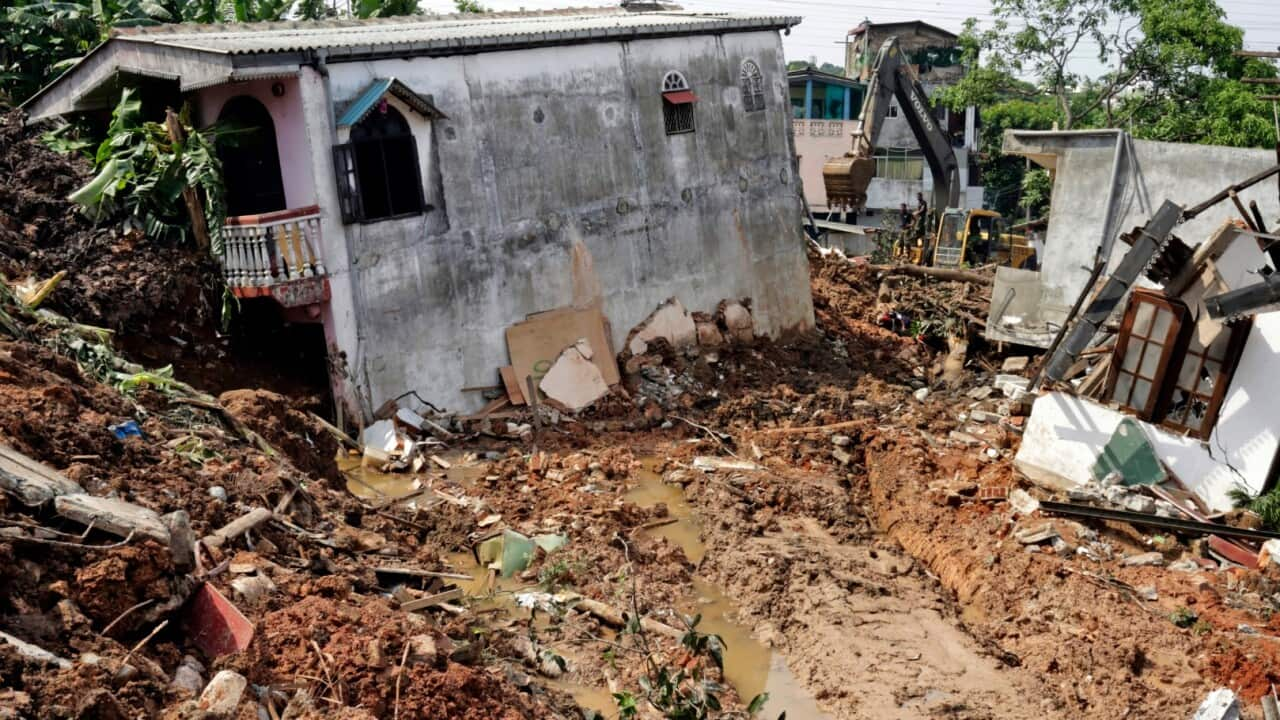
[940,0,1273,137]
[453,0,488,12]
[0,0,169,105]
[353,0,419,18]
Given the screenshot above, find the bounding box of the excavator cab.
[932,209,967,267]
[931,209,1029,268]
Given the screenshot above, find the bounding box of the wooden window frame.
[1160,317,1252,439]
[1106,289,1251,439]
[1108,290,1189,420]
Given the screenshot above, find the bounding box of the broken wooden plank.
[54,494,170,544]
[0,631,71,668]
[0,445,83,506]
[499,366,527,405]
[399,587,464,612]
[202,508,274,549]
[374,566,473,581]
[574,597,683,639]
[867,264,992,285]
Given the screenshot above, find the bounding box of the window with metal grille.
[332,104,426,223]
[740,60,765,112]
[661,71,697,135]
[1107,289,1250,438]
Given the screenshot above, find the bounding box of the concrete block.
[1191,688,1240,720]
[721,300,754,343]
[628,298,697,355]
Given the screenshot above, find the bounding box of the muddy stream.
[342,456,830,719]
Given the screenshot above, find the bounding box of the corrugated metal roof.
[110,8,800,56]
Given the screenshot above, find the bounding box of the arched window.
[660,71,696,135]
[334,103,425,223]
[740,60,765,112]
[217,96,287,216]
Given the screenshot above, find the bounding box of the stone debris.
[198,670,247,717]
[627,298,698,355]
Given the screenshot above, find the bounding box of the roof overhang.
[1001,129,1126,171]
[21,38,305,122]
[337,77,446,128]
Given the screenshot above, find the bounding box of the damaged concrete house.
[22,7,815,418]
[994,130,1280,515]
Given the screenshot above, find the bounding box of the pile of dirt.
[220,388,340,483]
[0,112,223,339]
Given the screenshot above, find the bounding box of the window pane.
[1139,342,1162,379]
[1167,389,1190,424]
[1132,301,1155,336]
[1113,372,1134,405]
[1177,356,1200,391]
[355,141,391,220]
[1198,360,1220,394]
[1208,329,1231,360]
[1188,397,1210,428]
[1150,307,1173,342]
[384,136,423,216]
[1122,340,1142,373]
[1131,378,1153,411]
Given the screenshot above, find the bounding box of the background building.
[791,19,984,226]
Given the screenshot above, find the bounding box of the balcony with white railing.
[222,206,330,308]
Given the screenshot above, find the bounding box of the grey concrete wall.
[994,130,1280,344]
[326,31,814,413]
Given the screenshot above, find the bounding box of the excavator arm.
[822,37,962,212]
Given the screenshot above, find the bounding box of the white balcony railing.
[792,119,854,138]
[222,205,326,289]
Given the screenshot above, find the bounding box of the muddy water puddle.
[338,453,419,499]
[628,467,832,719]
[340,457,827,718]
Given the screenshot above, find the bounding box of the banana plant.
[69,88,230,255]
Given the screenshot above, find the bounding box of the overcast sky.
[419,0,1280,78]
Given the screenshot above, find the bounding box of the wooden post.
[164,109,212,252]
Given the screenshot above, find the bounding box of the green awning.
[336,77,446,129]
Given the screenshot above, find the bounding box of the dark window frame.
[1106,289,1251,439]
[1161,316,1252,439]
[332,104,428,225]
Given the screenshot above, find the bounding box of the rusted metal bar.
[1230,190,1260,232]
[1183,164,1280,219]
[1040,500,1280,542]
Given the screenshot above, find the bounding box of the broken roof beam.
[1044,200,1182,383]
[1182,164,1280,220]
[1204,274,1280,321]
[1163,221,1241,297]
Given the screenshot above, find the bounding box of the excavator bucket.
[822,154,875,209]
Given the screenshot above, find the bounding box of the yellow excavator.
[822,37,1031,268]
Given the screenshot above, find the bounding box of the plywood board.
[505,306,619,392]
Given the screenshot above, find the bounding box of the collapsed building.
[23,7,816,420]
[997,130,1280,513]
